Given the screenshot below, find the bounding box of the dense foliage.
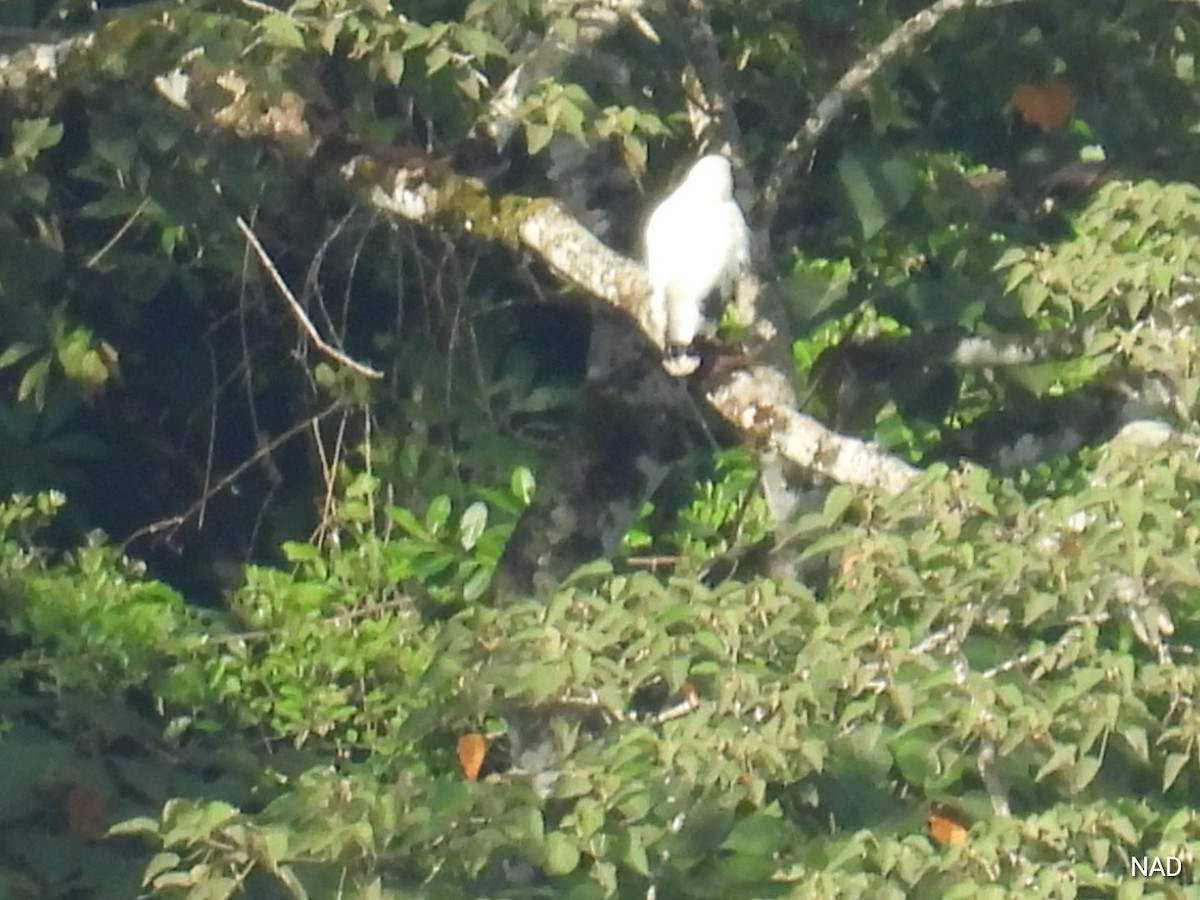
[3,0,1200,897]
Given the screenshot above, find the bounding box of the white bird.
[644,154,750,376]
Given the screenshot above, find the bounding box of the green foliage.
[6,0,1200,897]
[668,448,772,566]
[3,425,1200,896]
[996,180,1200,323]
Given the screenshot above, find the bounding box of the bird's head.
[682,154,734,201]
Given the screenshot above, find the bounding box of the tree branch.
[756,0,1033,233]
[675,0,744,165]
[0,14,919,495]
[233,215,383,380]
[361,165,918,492]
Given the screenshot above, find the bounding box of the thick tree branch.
[0,16,918,495]
[360,164,917,492]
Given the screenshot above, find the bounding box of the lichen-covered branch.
[711,368,918,493]
[361,161,917,492]
[0,15,918,496]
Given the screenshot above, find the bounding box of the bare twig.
[311,407,350,547]
[234,215,383,379]
[122,402,344,548]
[85,198,150,269]
[199,339,220,529]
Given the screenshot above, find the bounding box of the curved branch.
[755,0,1033,233]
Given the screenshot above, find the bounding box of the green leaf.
[462,566,492,603]
[459,501,488,550]
[1003,261,1036,293]
[259,12,306,49]
[511,466,536,504]
[456,26,491,61]
[1162,752,1189,791]
[1022,592,1057,627]
[141,852,182,886]
[382,49,405,84]
[426,46,453,74]
[0,342,37,370]
[693,631,724,657]
[17,356,51,408]
[838,152,917,240]
[1065,756,1101,794]
[617,791,651,821]
[426,495,452,535]
[721,806,786,856]
[623,831,650,876]
[109,816,161,837]
[573,797,604,837]
[282,541,319,563]
[387,505,429,539]
[543,831,581,875]
[1035,744,1076,782]
[524,662,567,703]
[823,485,854,524]
[525,122,554,155]
[11,118,63,160]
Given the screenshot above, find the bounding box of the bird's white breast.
[644,155,749,352]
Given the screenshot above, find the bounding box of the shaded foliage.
[2,0,1200,897]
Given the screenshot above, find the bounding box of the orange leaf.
[1011,82,1077,133]
[64,784,108,841]
[927,808,969,847]
[839,554,862,589]
[457,733,488,781]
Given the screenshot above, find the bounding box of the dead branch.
[121,403,345,549]
[234,215,383,380]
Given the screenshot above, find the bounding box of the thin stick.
[234,215,383,379]
[85,197,150,269]
[122,402,344,548]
